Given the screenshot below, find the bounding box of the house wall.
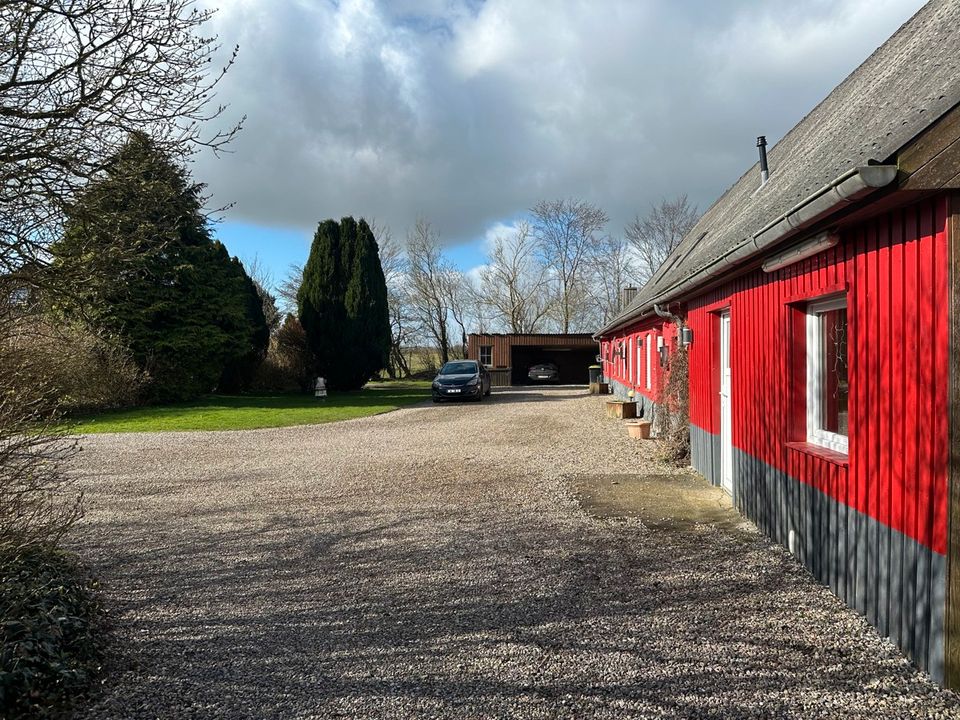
[686,194,951,680]
[599,319,675,400]
[599,318,676,423]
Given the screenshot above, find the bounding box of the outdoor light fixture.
[680,327,694,346]
[761,231,839,273]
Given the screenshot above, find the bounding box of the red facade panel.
[685,196,949,555]
[599,318,673,402]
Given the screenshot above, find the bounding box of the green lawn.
[66,381,431,433]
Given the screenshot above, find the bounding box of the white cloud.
[194,0,927,247]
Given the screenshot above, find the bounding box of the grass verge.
[67,381,431,433]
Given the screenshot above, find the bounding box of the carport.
[510,345,597,385]
[466,333,599,387]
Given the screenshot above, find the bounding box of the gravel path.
[68,387,960,719]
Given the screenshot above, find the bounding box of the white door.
[719,311,733,495]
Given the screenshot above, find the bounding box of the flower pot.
[605,400,637,419]
[625,419,652,439]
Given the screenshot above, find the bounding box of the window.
[645,332,652,390]
[806,296,849,453]
[479,345,492,367]
[636,336,643,383]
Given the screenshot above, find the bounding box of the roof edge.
[593,164,898,339]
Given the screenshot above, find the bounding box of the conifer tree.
[51,133,268,402]
[298,217,390,389]
[344,218,391,387]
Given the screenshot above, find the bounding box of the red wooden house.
[595,0,960,685]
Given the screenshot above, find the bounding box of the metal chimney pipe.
[757,135,769,186]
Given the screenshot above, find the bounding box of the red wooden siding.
[599,319,673,401]
[686,195,950,555]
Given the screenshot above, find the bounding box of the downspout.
[652,303,674,320]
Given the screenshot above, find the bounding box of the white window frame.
[645,332,652,390]
[479,345,492,367]
[805,295,849,454]
[636,336,642,384]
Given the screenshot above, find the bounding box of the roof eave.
[593,164,898,339]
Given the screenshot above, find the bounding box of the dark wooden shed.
[466,333,599,386]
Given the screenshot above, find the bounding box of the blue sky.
[198,0,928,291]
[215,219,488,289]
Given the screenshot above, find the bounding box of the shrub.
[0,546,103,718]
[655,339,691,467]
[8,318,146,413]
[250,355,301,393]
[251,315,313,392]
[0,327,83,557]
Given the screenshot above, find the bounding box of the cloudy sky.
[194,0,928,286]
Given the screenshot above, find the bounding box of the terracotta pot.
[625,419,652,439]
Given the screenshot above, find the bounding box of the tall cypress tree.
[298,217,390,390]
[51,133,269,402]
[344,219,390,386]
[298,219,345,385]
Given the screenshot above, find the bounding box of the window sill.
[785,441,849,467]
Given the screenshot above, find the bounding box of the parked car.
[528,362,559,383]
[432,360,491,402]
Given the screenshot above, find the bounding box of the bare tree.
[589,234,638,323]
[0,1,239,552]
[625,195,699,285]
[376,226,415,378]
[531,199,609,333]
[243,255,281,334]
[406,219,453,365]
[442,269,473,360]
[278,264,303,316]
[478,222,553,333]
[2,0,241,280]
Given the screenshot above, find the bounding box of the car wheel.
[432,397,441,403]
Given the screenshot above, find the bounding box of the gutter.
[593,164,897,339]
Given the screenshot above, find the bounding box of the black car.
[432,360,492,402]
[527,362,559,383]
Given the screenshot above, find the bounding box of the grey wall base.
[607,379,660,431]
[690,424,945,682]
[690,423,721,488]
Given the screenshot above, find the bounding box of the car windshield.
[440,362,477,375]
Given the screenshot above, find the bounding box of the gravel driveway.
[68,387,960,719]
